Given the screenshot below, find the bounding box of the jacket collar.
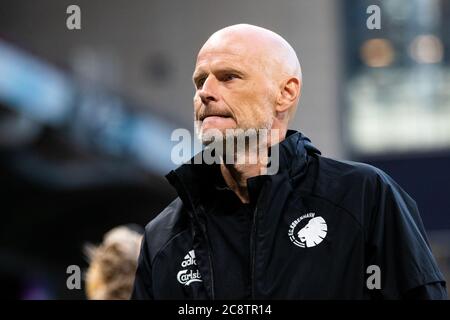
[165,130,321,210]
[277,129,321,179]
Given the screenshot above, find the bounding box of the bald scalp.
[200,24,301,80]
[197,24,302,120]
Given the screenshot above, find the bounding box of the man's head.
[193,24,302,144]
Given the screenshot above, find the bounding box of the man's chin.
[198,127,261,146]
[198,127,228,145]
[196,121,274,145]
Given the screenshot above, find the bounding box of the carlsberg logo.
[177,250,202,286]
[177,269,202,286]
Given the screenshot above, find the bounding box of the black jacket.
[132,130,447,299]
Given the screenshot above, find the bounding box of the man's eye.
[223,74,238,81]
[196,77,206,88]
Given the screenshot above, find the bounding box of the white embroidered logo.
[177,250,202,286]
[288,212,328,248]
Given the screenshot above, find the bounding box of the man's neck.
[217,126,287,203]
[220,162,263,204]
[219,141,274,203]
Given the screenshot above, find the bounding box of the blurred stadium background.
[0,0,448,299]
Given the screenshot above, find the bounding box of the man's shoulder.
[311,155,385,197]
[315,155,409,197]
[316,156,381,183]
[145,198,184,230]
[143,197,188,261]
[307,155,400,224]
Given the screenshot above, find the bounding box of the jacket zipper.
[172,172,216,299]
[250,205,258,299]
[199,220,215,300]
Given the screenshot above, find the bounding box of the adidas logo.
[177,250,202,286]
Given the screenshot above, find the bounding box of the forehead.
[195,51,247,72]
[194,37,265,72]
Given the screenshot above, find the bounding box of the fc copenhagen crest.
[288,212,327,248]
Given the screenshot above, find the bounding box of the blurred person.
[132,24,447,299]
[85,225,143,300]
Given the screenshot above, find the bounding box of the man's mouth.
[199,114,231,121]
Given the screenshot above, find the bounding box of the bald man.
[132,24,447,300]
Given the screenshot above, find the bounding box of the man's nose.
[198,76,218,105]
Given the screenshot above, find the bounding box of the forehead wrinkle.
[196,51,245,69]
[194,51,257,79]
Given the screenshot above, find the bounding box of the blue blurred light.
[0,40,75,124]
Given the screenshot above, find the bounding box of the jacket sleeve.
[131,231,154,300]
[365,170,447,299]
[402,282,448,299]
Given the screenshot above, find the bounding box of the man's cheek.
[193,101,202,116]
[193,95,201,108]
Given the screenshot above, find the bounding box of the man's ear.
[275,77,301,114]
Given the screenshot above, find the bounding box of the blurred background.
[0,0,448,299]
